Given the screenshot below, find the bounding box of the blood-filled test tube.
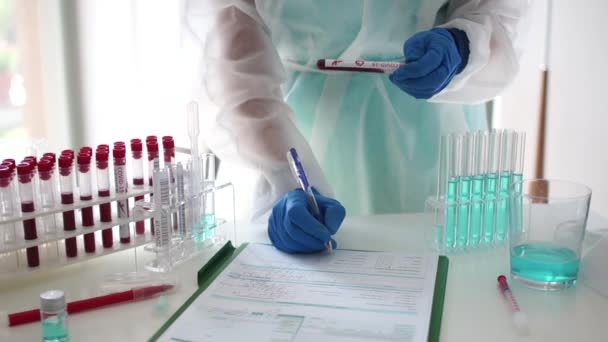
[77,153,95,253]
[23,157,40,208]
[17,163,40,267]
[38,160,58,235]
[162,137,177,231]
[147,139,159,235]
[130,139,145,235]
[96,148,113,248]
[59,156,77,257]
[113,147,130,243]
[0,166,18,245]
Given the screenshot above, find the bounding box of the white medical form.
[159,244,440,342]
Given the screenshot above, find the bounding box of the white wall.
[544,0,608,216]
[499,0,608,217]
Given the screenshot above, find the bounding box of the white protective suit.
[184,0,529,219]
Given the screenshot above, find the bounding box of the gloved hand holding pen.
[268,148,346,254]
[268,188,345,254]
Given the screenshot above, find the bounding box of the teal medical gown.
[186,0,528,218]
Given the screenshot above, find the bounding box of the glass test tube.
[162,137,178,233]
[78,154,96,253]
[469,131,487,247]
[456,134,474,249]
[153,168,171,250]
[444,134,458,250]
[434,135,449,249]
[17,163,40,267]
[2,159,18,209]
[1,163,17,244]
[203,153,216,239]
[147,138,159,235]
[113,147,130,244]
[38,160,58,235]
[96,148,113,248]
[59,156,77,258]
[483,130,501,244]
[0,166,17,247]
[511,132,526,236]
[130,139,145,235]
[175,162,187,239]
[23,156,40,209]
[495,130,514,242]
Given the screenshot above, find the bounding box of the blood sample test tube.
[0,166,17,245]
[78,153,95,253]
[38,160,58,235]
[130,139,145,235]
[17,163,40,267]
[96,148,113,248]
[146,138,159,235]
[59,155,77,258]
[113,147,130,243]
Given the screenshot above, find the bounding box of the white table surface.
[1,213,607,341]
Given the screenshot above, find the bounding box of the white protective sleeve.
[184,0,332,220]
[432,0,531,104]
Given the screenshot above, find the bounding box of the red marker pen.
[17,163,39,267]
[316,58,404,73]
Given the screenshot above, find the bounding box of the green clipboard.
[149,242,449,342]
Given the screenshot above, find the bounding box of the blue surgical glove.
[268,188,346,254]
[389,28,470,99]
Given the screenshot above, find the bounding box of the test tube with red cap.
[78,152,96,253]
[113,145,130,243]
[0,165,18,246]
[96,148,113,248]
[162,136,177,231]
[146,137,159,235]
[17,163,40,267]
[130,139,146,235]
[38,159,58,235]
[59,155,77,258]
[23,156,39,208]
[41,153,58,203]
[2,159,18,210]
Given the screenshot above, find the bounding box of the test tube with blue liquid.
[482,130,501,245]
[202,153,216,240]
[510,132,526,235]
[456,134,473,250]
[444,134,459,250]
[495,130,515,242]
[469,131,486,247]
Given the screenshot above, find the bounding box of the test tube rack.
[426,129,526,253]
[0,154,236,280]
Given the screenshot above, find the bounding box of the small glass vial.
[40,290,69,342]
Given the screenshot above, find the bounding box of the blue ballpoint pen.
[286,148,333,252]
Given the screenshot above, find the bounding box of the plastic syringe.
[497,275,529,334]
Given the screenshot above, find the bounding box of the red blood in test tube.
[131,139,145,235]
[113,147,130,243]
[17,163,40,267]
[96,150,113,248]
[78,153,95,253]
[59,156,78,257]
[146,140,159,235]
